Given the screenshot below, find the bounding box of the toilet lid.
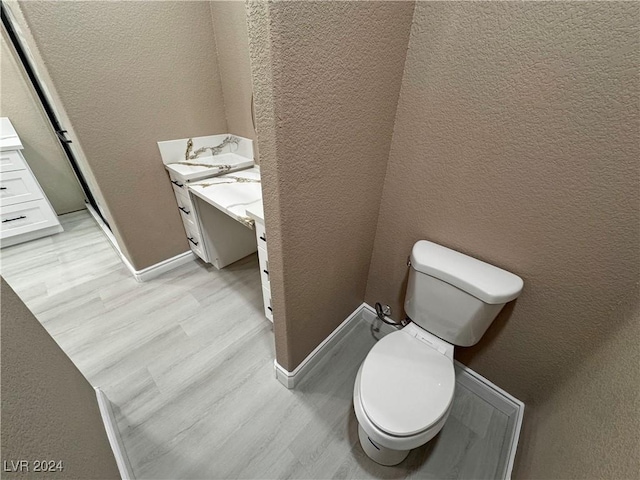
[359,331,455,437]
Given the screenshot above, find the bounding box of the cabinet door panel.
[0,150,27,172]
[1,199,58,239]
[0,170,44,206]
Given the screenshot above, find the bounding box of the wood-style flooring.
[1,211,514,479]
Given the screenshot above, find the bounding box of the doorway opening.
[1,3,110,230]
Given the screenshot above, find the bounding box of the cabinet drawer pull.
[171,180,184,188]
[2,215,26,223]
[178,206,190,215]
[187,236,199,246]
[267,306,273,312]
[263,269,269,276]
[0,187,7,190]
[259,235,266,242]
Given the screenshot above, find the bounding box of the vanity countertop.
[245,200,264,225]
[189,166,262,227]
[164,153,254,183]
[0,117,23,151]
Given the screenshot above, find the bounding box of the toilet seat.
[354,363,453,452]
[358,330,455,437]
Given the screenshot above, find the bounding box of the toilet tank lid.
[410,241,523,304]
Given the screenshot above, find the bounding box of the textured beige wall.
[1,278,120,479]
[0,31,85,215]
[246,0,286,350]
[518,296,639,479]
[363,2,639,477]
[247,1,415,369]
[18,1,229,270]
[211,1,256,143]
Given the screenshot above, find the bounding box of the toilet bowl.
[353,240,523,466]
[353,323,455,465]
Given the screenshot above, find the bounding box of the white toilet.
[354,240,523,466]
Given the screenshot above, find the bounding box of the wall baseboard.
[132,250,195,282]
[453,361,524,479]
[275,302,523,479]
[274,302,371,388]
[86,204,195,282]
[95,387,135,480]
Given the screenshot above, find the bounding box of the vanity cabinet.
[167,171,208,261]
[158,135,273,323]
[257,222,273,322]
[0,118,62,247]
[158,134,254,263]
[248,204,272,322]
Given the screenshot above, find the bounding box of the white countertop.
[189,166,263,227]
[245,200,264,225]
[0,118,23,151]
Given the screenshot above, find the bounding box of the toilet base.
[358,425,410,466]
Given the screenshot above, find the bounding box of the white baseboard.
[86,204,136,273]
[95,387,135,480]
[86,204,195,282]
[275,302,523,479]
[132,250,195,282]
[453,361,524,480]
[274,302,371,388]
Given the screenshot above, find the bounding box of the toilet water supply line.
[374,302,408,329]
[374,258,413,329]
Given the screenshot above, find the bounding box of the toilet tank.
[404,241,523,347]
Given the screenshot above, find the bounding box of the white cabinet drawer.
[174,186,194,210]
[1,199,59,239]
[256,220,271,322]
[262,285,273,322]
[172,181,189,198]
[168,172,189,197]
[175,191,196,228]
[258,246,270,289]
[0,150,27,173]
[255,221,267,251]
[0,169,43,206]
[182,219,207,262]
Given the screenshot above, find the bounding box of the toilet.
[354,240,523,466]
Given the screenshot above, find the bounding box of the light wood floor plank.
[1,210,516,479]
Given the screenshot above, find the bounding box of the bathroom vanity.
[157,135,272,322]
[246,200,272,322]
[0,117,63,247]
